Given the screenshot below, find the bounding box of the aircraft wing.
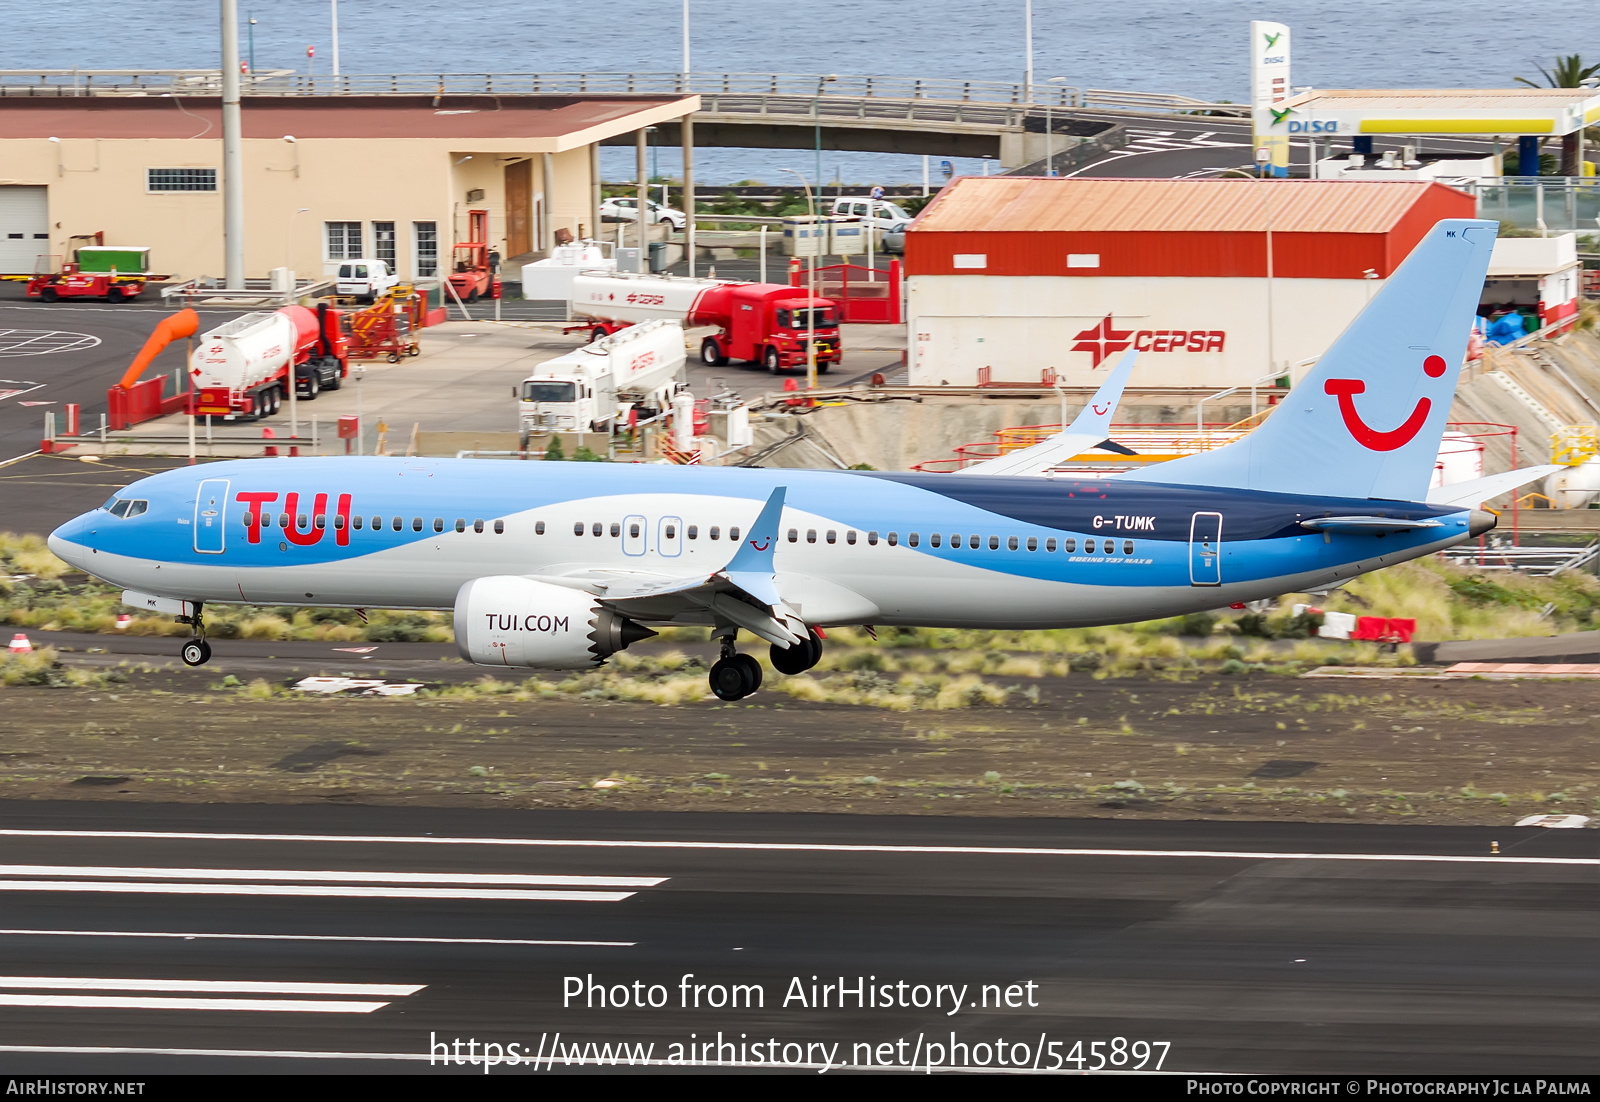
[956,349,1138,477]
[543,487,808,648]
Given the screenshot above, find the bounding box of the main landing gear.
[178,603,211,667]
[709,632,762,702]
[707,628,825,701]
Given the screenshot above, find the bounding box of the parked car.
[334,259,400,302]
[829,197,913,233]
[881,223,907,254]
[600,197,687,229]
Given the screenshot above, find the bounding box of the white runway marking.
[0,994,391,1013]
[0,330,101,357]
[0,829,1587,867]
[0,929,635,947]
[0,976,421,995]
[0,880,636,901]
[0,864,663,888]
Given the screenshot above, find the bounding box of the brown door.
[505,159,532,257]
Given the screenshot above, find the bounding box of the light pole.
[681,0,690,81]
[780,168,818,389]
[247,14,256,74]
[1045,75,1067,175]
[221,0,245,290]
[330,0,340,77]
[814,74,836,193]
[286,206,308,439]
[1023,0,1033,103]
[353,362,364,455]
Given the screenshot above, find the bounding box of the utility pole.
[330,0,340,77]
[681,0,690,80]
[1023,0,1033,103]
[221,0,245,289]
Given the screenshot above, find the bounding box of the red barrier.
[789,259,902,323]
[107,375,189,430]
[1353,617,1417,644]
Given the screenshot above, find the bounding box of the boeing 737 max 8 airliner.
[49,219,1528,700]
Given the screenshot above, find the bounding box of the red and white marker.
[115,615,132,630]
[7,633,32,654]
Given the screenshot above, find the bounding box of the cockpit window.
[106,498,147,518]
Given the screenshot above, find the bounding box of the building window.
[952,253,987,269]
[373,221,397,267]
[414,221,439,277]
[326,221,363,260]
[147,168,217,192]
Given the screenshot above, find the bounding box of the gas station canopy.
[1275,88,1600,137]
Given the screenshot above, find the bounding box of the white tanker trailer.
[518,319,688,434]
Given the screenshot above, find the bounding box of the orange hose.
[116,307,200,390]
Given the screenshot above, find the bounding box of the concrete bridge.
[0,70,1246,169]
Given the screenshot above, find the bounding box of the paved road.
[0,802,1590,1074]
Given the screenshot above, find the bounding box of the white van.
[335,259,400,301]
[829,197,912,232]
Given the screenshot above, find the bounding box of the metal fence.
[1454,178,1600,236]
[0,69,1247,116]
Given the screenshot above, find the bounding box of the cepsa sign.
[1072,315,1225,367]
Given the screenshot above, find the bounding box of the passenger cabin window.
[629,522,641,538]
[886,532,898,546]
[988,536,999,550]
[908,533,919,547]
[412,518,423,531]
[1046,537,1056,552]
[314,515,326,530]
[456,519,467,533]
[473,520,484,533]
[534,520,545,535]
[930,533,941,548]
[573,521,584,536]
[1064,537,1076,552]
[1084,538,1095,553]
[867,531,879,545]
[846,530,857,545]
[333,515,345,531]
[709,526,720,540]
[591,522,602,537]
[688,525,699,539]
[826,530,836,544]
[1123,540,1135,555]
[807,529,817,544]
[610,522,621,537]
[729,527,740,542]
[1026,537,1037,551]
[392,517,402,531]
[787,528,798,543]
[495,520,506,534]
[352,516,364,530]
[1006,536,1018,551]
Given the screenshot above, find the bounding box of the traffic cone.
[115,615,132,630]
[7,633,32,654]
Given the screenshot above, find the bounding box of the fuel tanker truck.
[190,304,348,420]
[518,319,687,434]
[568,271,840,374]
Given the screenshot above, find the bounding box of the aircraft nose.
[48,514,91,570]
[1467,509,1497,537]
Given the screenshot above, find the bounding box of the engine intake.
[454,576,656,669]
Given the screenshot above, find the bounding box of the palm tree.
[1515,55,1600,176]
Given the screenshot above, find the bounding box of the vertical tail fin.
[1122,218,1498,501]
[959,349,1137,477]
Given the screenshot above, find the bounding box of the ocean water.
[9,0,1592,183]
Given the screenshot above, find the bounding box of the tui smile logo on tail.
[1323,355,1447,452]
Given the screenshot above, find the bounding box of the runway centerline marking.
[0,880,637,901]
[0,829,1591,867]
[0,864,663,888]
[0,994,391,1013]
[0,929,635,947]
[0,976,421,996]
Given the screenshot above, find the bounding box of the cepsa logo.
[1072,315,1225,367]
[235,491,353,547]
[629,351,657,371]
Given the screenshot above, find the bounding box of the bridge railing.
[0,69,1248,116]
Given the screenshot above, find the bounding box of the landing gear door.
[657,515,683,558]
[1188,511,1222,586]
[194,479,230,555]
[622,514,647,557]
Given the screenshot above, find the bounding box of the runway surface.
[0,801,1591,1074]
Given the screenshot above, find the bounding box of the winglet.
[1063,347,1137,440]
[721,486,787,607]
[956,349,1138,477]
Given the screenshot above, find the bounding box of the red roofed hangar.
[905,177,1475,389]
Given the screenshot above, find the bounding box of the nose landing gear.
[177,603,212,667]
[708,631,763,701]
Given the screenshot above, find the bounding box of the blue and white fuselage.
[49,457,1478,628]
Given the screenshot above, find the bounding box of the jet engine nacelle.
[453,576,656,669]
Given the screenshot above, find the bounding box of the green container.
[77,246,151,275]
